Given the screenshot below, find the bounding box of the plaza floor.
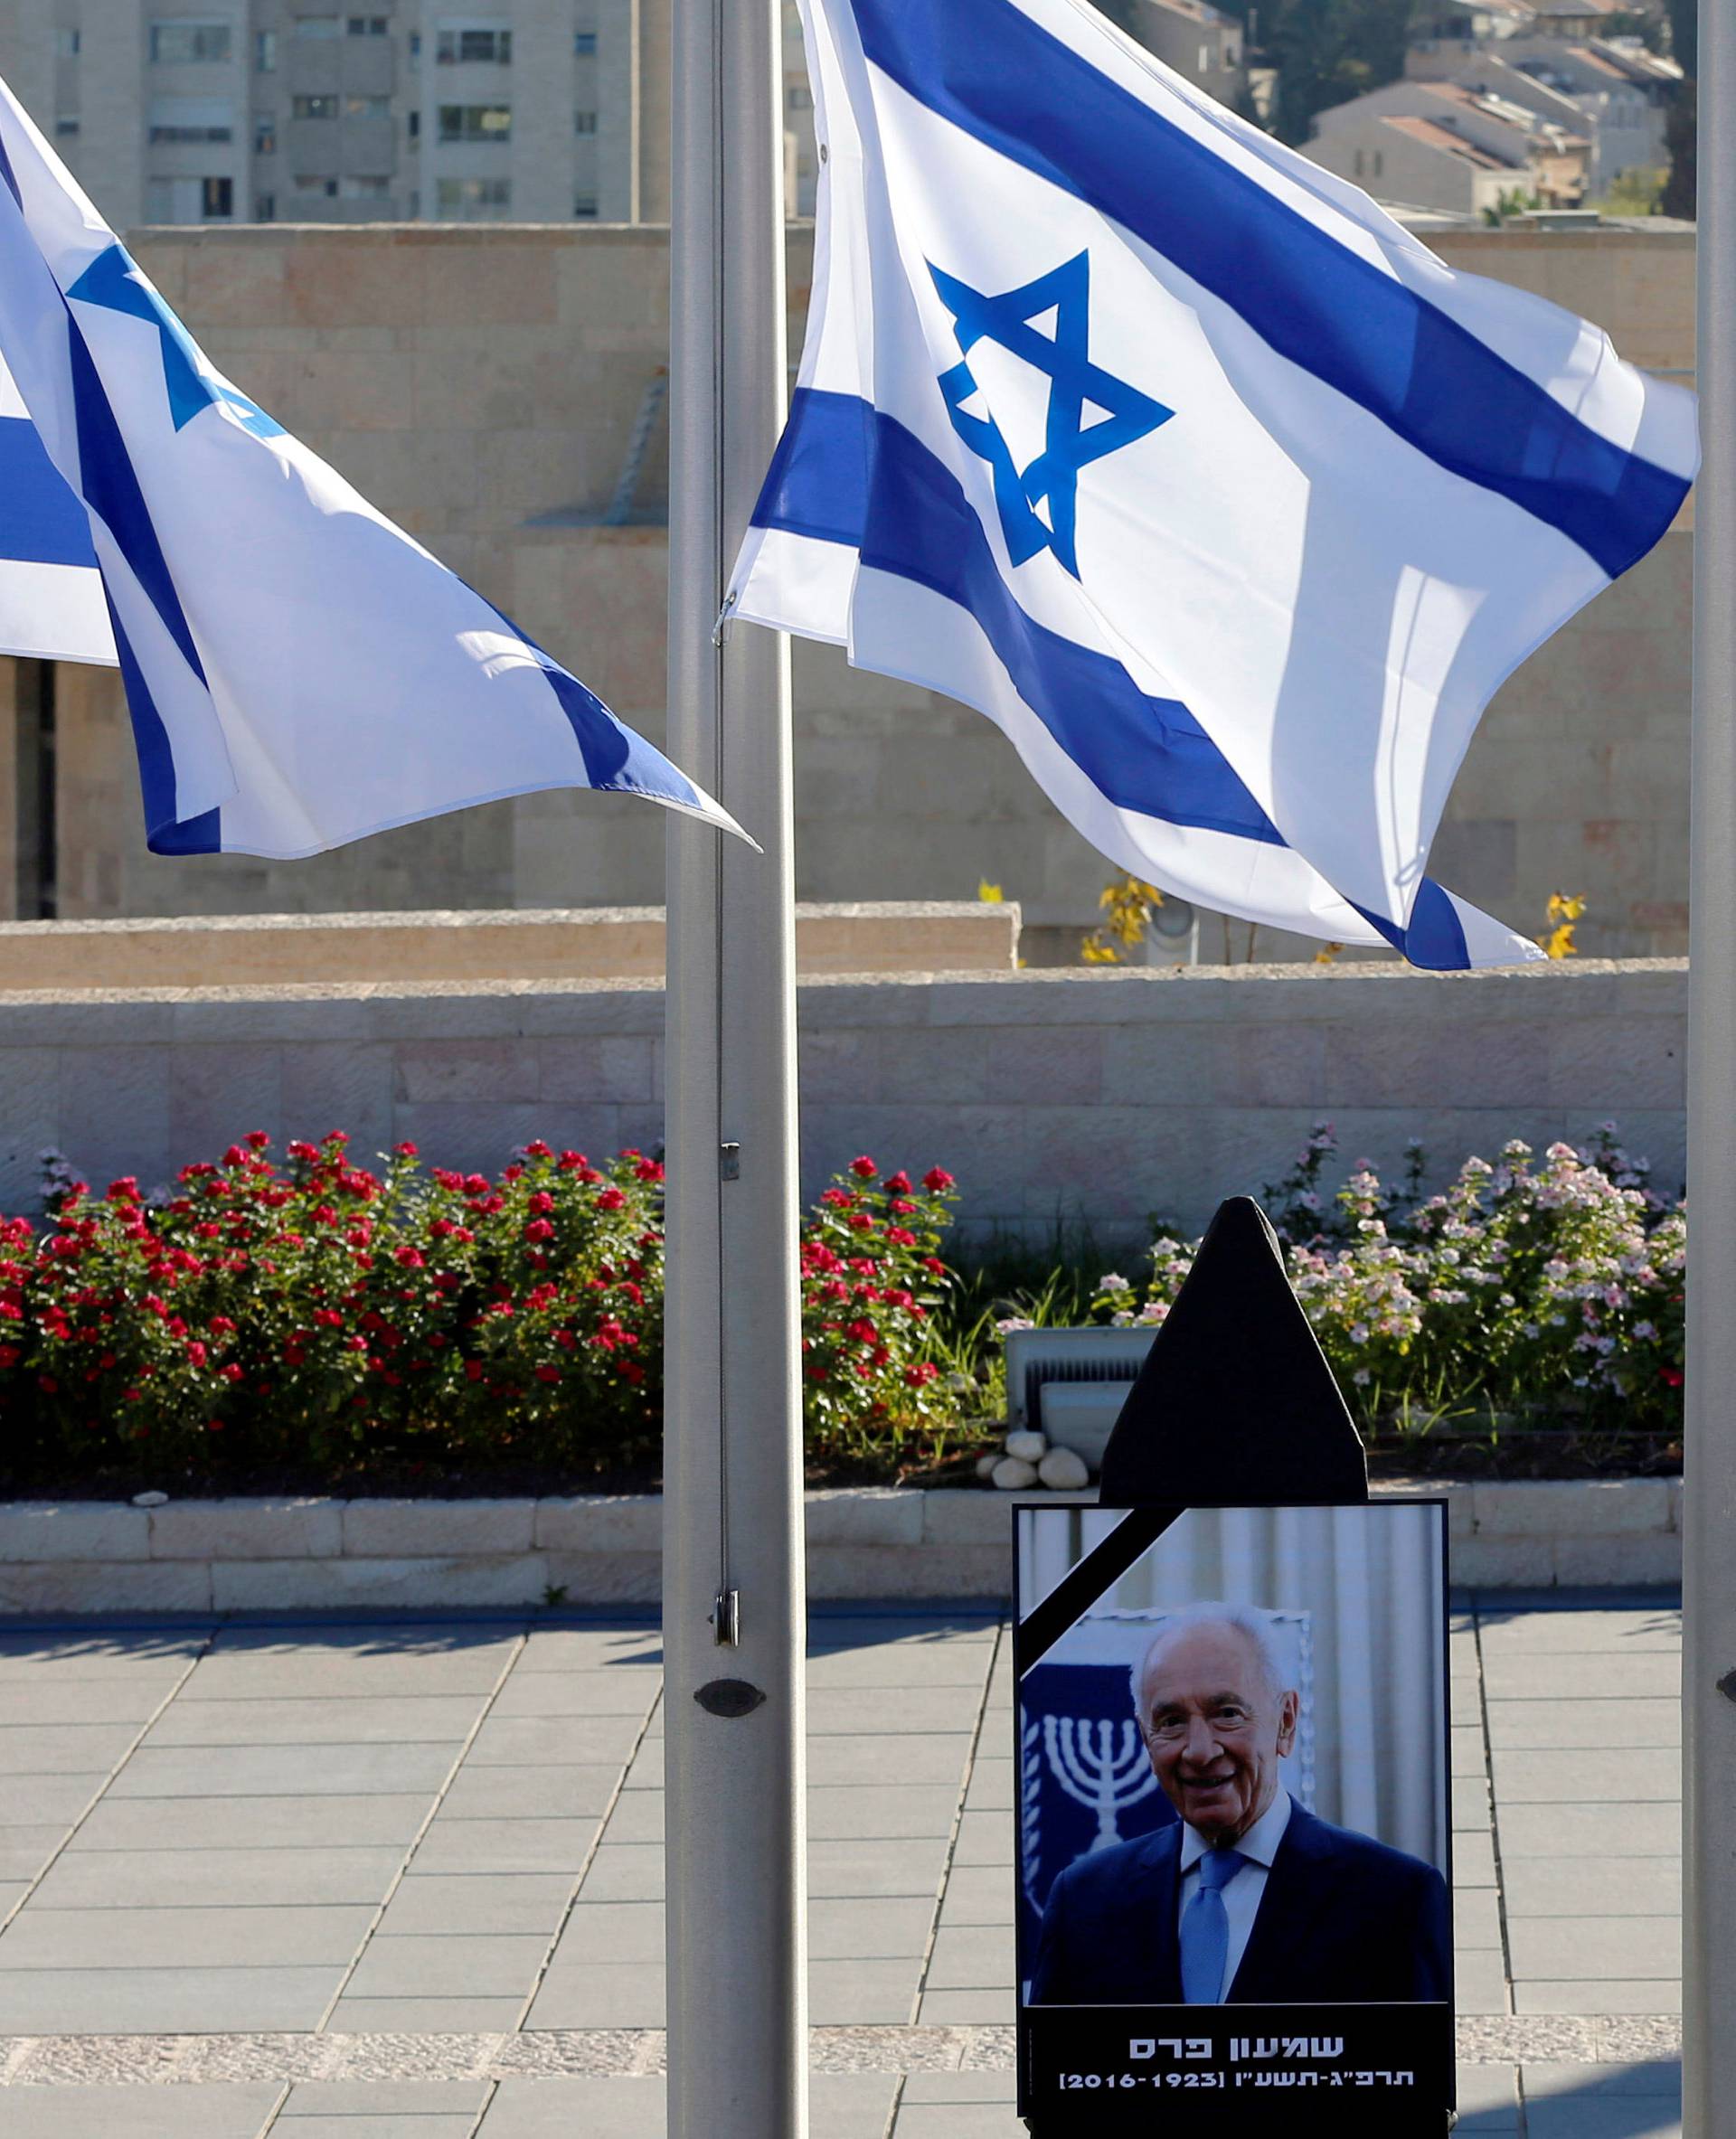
[0,1593,1685,2137]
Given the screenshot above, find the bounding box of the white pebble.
[1004,1428,1047,1463]
[131,1491,168,1508]
[1038,1447,1090,1492]
[976,1453,1001,1481]
[992,1456,1039,1491]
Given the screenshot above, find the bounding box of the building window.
[1372,149,1383,177]
[1354,147,1364,174]
[254,111,277,153]
[788,85,813,109]
[149,96,235,142]
[256,191,276,219]
[573,191,598,217]
[297,174,341,195]
[344,93,391,118]
[407,108,420,138]
[295,14,342,36]
[574,29,598,53]
[203,175,234,218]
[1198,41,1212,71]
[436,25,513,64]
[346,14,389,32]
[574,108,598,134]
[150,20,234,64]
[55,28,80,59]
[437,102,511,142]
[435,174,512,218]
[54,117,80,138]
[256,29,277,70]
[409,31,421,62]
[292,93,339,119]
[340,174,392,196]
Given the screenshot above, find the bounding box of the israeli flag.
[0,80,736,859]
[729,0,1698,967]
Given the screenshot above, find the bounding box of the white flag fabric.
[0,80,736,859]
[728,0,1698,967]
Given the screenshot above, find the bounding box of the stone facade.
[0,956,1687,1237]
[0,221,1698,961]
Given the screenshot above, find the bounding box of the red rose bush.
[0,1135,958,1481]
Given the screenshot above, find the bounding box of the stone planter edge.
[0,1477,1683,1613]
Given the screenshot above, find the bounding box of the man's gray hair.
[1127,1605,1292,1728]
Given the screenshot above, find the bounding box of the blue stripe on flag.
[1354,881,1470,972]
[147,806,222,854]
[104,592,203,846]
[848,0,1688,580]
[754,386,1478,968]
[0,414,97,567]
[65,310,208,686]
[468,585,703,803]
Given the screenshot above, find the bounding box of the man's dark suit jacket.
[1028,1799,1450,2006]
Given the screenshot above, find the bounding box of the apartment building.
[0,1,1257,232]
[0,0,672,228]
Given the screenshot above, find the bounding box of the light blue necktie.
[1180,1846,1248,2003]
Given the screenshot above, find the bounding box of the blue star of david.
[929,250,1172,580]
[66,242,284,439]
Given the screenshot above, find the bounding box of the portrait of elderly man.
[1029,1604,1450,2006]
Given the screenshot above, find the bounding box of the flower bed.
[1092,1124,1685,1446]
[0,1136,961,1489]
[0,1119,1689,1496]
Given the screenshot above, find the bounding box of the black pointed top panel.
[1097,1196,1368,1508]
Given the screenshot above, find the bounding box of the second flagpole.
[663,0,809,2134]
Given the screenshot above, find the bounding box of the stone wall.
[0,957,1686,1239]
[1,222,1697,961]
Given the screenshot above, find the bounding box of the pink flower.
[851,1155,878,1179]
[524,1219,555,1243]
[596,1187,627,1211]
[922,1168,955,1192]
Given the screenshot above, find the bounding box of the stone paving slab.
[0,1597,1689,2137]
[0,2081,288,2137]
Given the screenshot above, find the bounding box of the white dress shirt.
[1175,1786,1293,2001]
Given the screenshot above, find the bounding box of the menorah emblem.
[1043,1714,1161,1851]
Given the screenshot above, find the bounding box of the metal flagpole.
[1684,0,1735,2117]
[663,0,807,2132]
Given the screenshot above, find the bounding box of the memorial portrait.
[1013,1499,1453,2132]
